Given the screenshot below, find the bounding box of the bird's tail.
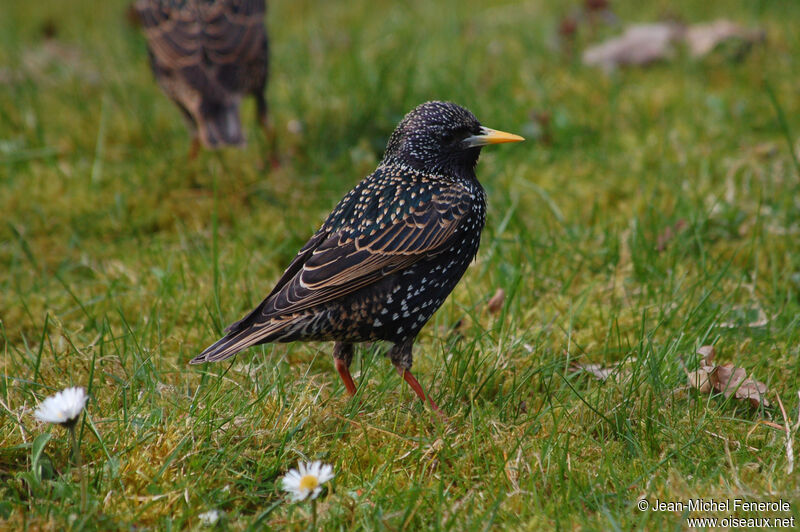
[198,100,245,148]
[190,317,295,365]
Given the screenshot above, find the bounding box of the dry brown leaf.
[582,23,684,70]
[697,344,715,361]
[487,289,506,314]
[687,368,712,393]
[685,20,764,57]
[712,364,770,407]
[687,345,770,408]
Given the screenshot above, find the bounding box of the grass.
[1,0,799,529]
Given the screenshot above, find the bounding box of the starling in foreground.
[134,0,269,154]
[191,101,523,413]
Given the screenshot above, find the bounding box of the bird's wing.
[136,0,267,100]
[199,0,266,71]
[135,0,203,71]
[247,185,474,322]
[223,228,329,333]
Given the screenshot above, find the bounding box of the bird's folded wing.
[135,0,203,70]
[199,0,266,67]
[255,187,473,319]
[135,0,266,99]
[223,229,329,333]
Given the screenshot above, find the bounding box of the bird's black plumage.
[134,0,269,149]
[192,101,523,411]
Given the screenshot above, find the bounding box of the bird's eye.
[441,131,458,144]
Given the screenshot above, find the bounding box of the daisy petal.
[280,460,335,502]
[34,387,88,427]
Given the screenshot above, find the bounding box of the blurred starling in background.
[191,101,523,414]
[134,0,268,155]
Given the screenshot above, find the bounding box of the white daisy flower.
[281,461,334,502]
[34,387,88,428]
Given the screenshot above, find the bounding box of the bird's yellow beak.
[463,126,525,148]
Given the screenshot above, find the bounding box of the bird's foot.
[396,366,447,422]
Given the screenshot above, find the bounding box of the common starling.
[191,101,523,413]
[134,0,269,154]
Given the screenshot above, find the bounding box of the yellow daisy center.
[299,475,319,491]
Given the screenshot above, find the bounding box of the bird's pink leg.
[335,358,358,396]
[396,366,443,415]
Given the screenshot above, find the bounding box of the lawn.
[1,0,799,529]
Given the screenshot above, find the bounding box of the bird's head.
[382,101,523,176]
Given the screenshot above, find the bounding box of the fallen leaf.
[712,364,770,407]
[582,23,683,70]
[487,289,506,314]
[687,345,770,408]
[685,19,764,58]
[687,368,712,393]
[697,344,715,361]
